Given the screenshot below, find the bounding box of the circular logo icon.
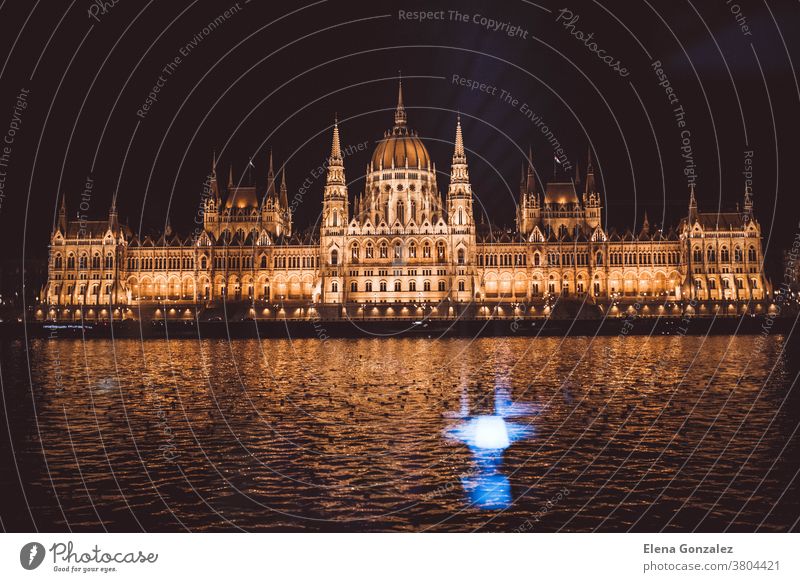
[20,542,46,570]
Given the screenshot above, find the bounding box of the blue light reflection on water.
[444,382,537,510]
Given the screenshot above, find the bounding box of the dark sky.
[0,0,798,277]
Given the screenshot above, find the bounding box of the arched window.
[409,280,417,292]
[394,242,402,259]
[54,254,63,269]
[458,280,465,292]
[351,243,359,260]
[104,254,113,269]
[365,281,373,292]
[397,201,404,223]
[260,255,267,268]
[330,249,339,265]
[457,248,465,265]
[693,247,702,262]
[365,242,374,259]
[394,280,401,292]
[423,280,431,291]
[379,242,388,258]
[423,242,431,258]
[457,207,464,225]
[331,281,338,292]
[721,247,730,262]
[438,281,446,292]
[596,251,603,266]
[408,242,417,258]
[533,252,540,266]
[437,241,445,261]
[79,254,88,269]
[332,210,339,227]
[748,246,756,261]
[201,256,208,269]
[350,281,357,292]
[734,247,743,262]
[379,280,387,292]
[707,247,716,262]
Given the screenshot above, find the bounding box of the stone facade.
[41,84,770,321]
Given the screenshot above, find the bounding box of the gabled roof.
[695,211,746,230]
[65,221,110,239]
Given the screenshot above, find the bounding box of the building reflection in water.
[444,381,538,510]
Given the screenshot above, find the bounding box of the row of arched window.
[53,253,113,270]
[346,279,450,293]
[478,253,527,267]
[333,279,466,293]
[126,256,195,270]
[347,240,448,261]
[692,245,756,263]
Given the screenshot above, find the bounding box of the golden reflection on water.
[15,335,797,531]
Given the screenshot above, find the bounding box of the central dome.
[371,127,431,170]
[369,80,431,171]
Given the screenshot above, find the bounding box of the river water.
[1,335,798,531]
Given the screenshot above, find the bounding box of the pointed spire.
[525,146,537,194]
[449,115,469,186]
[266,150,277,199]
[454,114,465,158]
[688,183,698,220]
[331,115,342,161]
[574,160,581,185]
[325,116,346,189]
[208,153,220,202]
[584,148,596,194]
[108,193,118,229]
[642,210,650,234]
[394,74,407,127]
[227,165,234,189]
[279,169,288,209]
[57,192,67,232]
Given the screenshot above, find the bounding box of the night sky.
[0,0,798,281]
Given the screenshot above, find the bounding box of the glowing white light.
[472,416,511,450]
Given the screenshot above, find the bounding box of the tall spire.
[394,74,407,127]
[525,146,537,194]
[454,114,465,159]
[57,192,67,232]
[331,115,342,161]
[108,193,118,229]
[279,169,288,209]
[447,114,473,228]
[326,116,346,189]
[688,183,698,220]
[227,165,234,189]
[450,115,469,185]
[208,152,220,202]
[266,149,277,199]
[584,148,596,194]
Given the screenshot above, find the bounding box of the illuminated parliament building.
[41,84,770,321]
